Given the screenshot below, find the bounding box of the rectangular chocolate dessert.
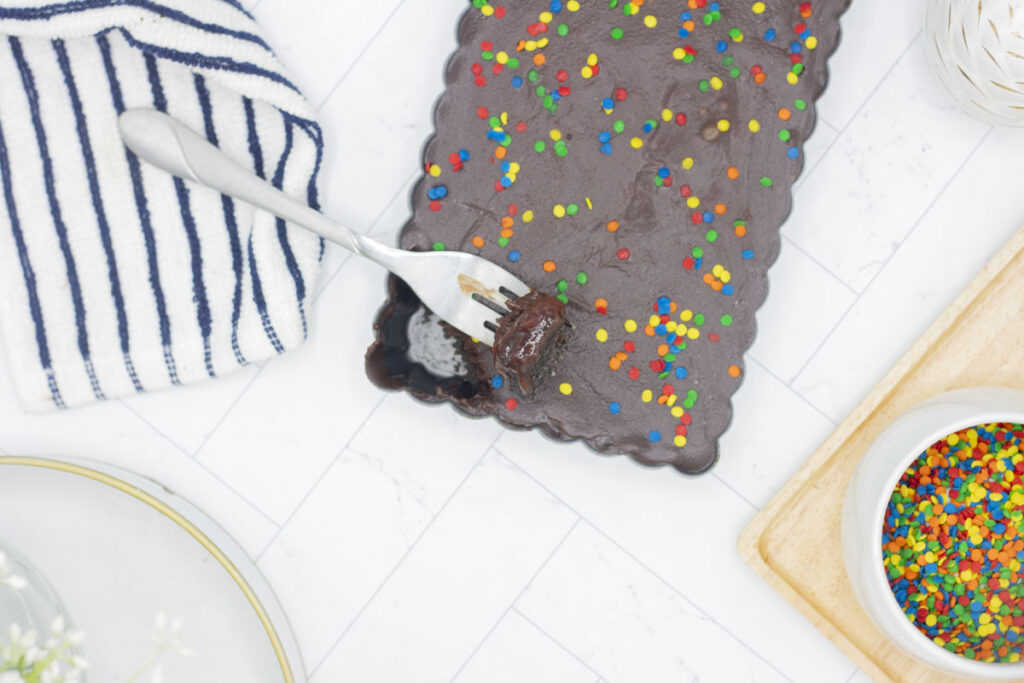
[366,0,850,474]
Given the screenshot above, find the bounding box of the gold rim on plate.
[0,456,295,682]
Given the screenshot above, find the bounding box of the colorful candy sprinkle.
[882,424,1024,663]
[424,0,822,454]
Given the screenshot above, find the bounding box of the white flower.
[0,672,26,683]
[39,660,62,683]
[0,553,27,591]
[8,624,37,650]
[151,612,195,658]
[22,645,43,666]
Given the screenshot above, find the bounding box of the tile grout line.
[585,520,797,683]
[780,234,859,298]
[791,117,842,192]
[312,168,418,303]
[306,433,504,678]
[447,514,591,683]
[774,33,925,376]
[188,364,273,458]
[116,366,263,458]
[785,123,995,395]
[744,355,839,427]
[786,30,922,200]
[191,458,283,530]
[821,29,923,137]
[495,449,797,683]
[313,0,413,112]
[116,407,283,532]
[817,117,841,135]
[710,471,761,512]
[186,169,416,463]
[253,392,389,561]
[512,607,612,683]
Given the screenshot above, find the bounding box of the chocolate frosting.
[366,0,851,473]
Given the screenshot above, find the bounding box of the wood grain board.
[738,226,1024,683]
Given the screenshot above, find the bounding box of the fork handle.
[117,109,399,268]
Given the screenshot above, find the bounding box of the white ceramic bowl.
[842,386,1024,680]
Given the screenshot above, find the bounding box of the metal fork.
[117,109,531,346]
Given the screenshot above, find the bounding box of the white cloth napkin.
[0,0,324,411]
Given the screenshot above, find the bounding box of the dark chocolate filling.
[493,290,572,398]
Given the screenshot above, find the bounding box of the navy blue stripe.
[217,0,254,20]
[129,1,270,51]
[144,54,216,378]
[246,238,284,354]
[0,0,104,19]
[116,27,301,95]
[0,108,65,408]
[271,117,307,336]
[194,73,247,367]
[10,37,105,401]
[288,114,326,261]
[143,50,166,109]
[53,38,143,393]
[241,94,285,353]
[0,1,270,51]
[283,114,324,210]
[243,96,265,179]
[97,34,180,385]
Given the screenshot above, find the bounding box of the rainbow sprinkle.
[883,424,1024,663]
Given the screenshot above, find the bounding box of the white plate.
[0,456,304,682]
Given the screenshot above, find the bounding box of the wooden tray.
[738,226,1024,683]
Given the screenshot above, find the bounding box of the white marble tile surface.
[453,610,599,683]
[494,431,858,683]
[314,0,466,230]
[517,523,789,683]
[715,359,837,507]
[253,0,406,108]
[785,34,991,292]
[792,124,1020,422]
[120,362,261,456]
[2,0,1022,680]
[747,239,856,382]
[816,0,923,128]
[792,118,840,191]
[309,452,578,682]
[194,254,390,524]
[256,391,503,667]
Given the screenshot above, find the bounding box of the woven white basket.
[925,0,1024,126]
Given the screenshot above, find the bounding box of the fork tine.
[373,249,532,348]
[471,292,512,316]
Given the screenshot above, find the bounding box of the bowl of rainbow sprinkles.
[842,387,1024,680]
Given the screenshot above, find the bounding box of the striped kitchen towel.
[0,0,324,411]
